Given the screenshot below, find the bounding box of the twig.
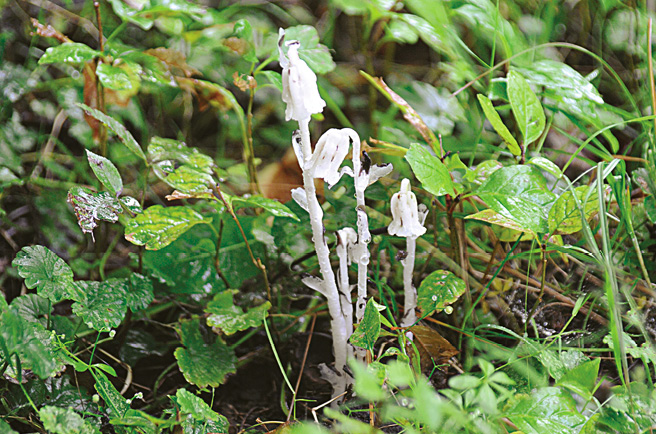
[311,391,348,424]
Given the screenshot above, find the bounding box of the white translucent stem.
[299,120,348,376]
[351,135,369,324]
[337,242,354,360]
[401,236,417,332]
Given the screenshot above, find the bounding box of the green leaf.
[557,358,600,400]
[39,406,100,434]
[645,195,656,224]
[160,165,214,195]
[76,103,147,163]
[94,369,129,418]
[283,25,336,74]
[125,205,210,250]
[86,150,123,196]
[175,389,220,422]
[231,19,257,62]
[120,196,143,214]
[466,208,536,240]
[0,419,18,434]
[505,387,592,434]
[72,280,128,332]
[349,298,381,352]
[548,186,599,235]
[405,143,455,197]
[12,294,51,327]
[68,186,123,235]
[417,270,466,316]
[12,245,75,303]
[476,165,556,234]
[507,71,546,146]
[96,62,135,91]
[529,156,563,178]
[477,94,521,156]
[125,273,154,312]
[148,136,215,194]
[38,43,100,64]
[206,291,270,335]
[182,416,229,434]
[174,318,236,388]
[0,307,59,379]
[231,195,299,221]
[256,70,282,92]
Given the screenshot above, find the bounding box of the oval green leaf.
[417,270,466,316]
[125,205,211,250]
[477,94,521,156]
[507,71,546,146]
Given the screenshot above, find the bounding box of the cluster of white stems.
[279,29,427,398]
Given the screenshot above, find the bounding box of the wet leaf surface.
[206,290,270,335]
[38,43,100,64]
[350,298,381,352]
[12,245,75,303]
[72,280,128,332]
[125,205,211,250]
[417,269,466,316]
[405,143,455,197]
[68,186,123,235]
[86,149,123,196]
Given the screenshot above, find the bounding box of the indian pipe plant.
[3,0,656,433]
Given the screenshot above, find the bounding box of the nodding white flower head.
[307,128,351,188]
[279,28,326,122]
[388,178,427,238]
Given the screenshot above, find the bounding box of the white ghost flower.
[306,128,351,188]
[279,28,326,122]
[388,178,426,238]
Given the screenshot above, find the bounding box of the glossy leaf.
[12,294,50,327]
[466,209,536,240]
[349,298,380,352]
[72,280,128,332]
[86,149,123,196]
[77,103,147,163]
[405,143,454,197]
[476,165,555,234]
[38,43,100,64]
[96,62,134,91]
[124,273,154,312]
[125,205,211,250]
[174,318,236,388]
[39,406,100,434]
[417,270,466,316]
[230,195,299,221]
[0,307,59,379]
[175,388,221,422]
[256,70,282,92]
[548,186,599,235]
[148,136,215,194]
[557,358,600,400]
[283,25,336,74]
[529,157,563,179]
[94,370,129,418]
[505,387,592,434]
[206,291,270,335]
[12,245,75,303]
[68,186,122,235]
[477,94,521,156]
[508,71,546,146]
[120,196,143,214]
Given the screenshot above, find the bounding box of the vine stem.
[298,119,348,379]
[213,184,272,303]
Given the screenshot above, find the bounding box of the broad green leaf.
[182,416,229,434]
[231,19,257,62]
[96,63,135,91]
[120,196,143,214]
[283,26,336,74]
[39,406,100,434]
[174,318,236,388]
[68,186,123,235]
[645,195,656,224]
[160,165,214,195]
[505,387,592,434]
[463,160,502,185]
[38,43,100,64]
[548,186,599,235]
[231,195,299,221]
[106,0,155,30]
[507,71,546,146]
[72,280,128,332]
[349,360,387,402]
[12,245,75,303]
[94,370,129,418]
[175,389,220,422]
[124,273,154,312]
[597,382,656,432]
[557,358,600,400]
[125,205,210,250]
[349,298,380,352]
[476,165,556,234]
[255,70,282,92]
[0,308,59,379]
[477,94,521,156]
[143,217,261,294]
[12,294,50,327]
[529,157,563,178]
[77,103,147,163]
[465,209,537,240]
[206,290,270,335]
[0,419,17,434]
[86,150,123,196]
[417,270,466,316]
[148,137,215,194]
[386,17,419,44]
[405,143,454,197]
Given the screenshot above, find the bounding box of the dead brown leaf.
[410,325,458,372]
[83,61,101,141]
[232,71,256,92]
[177,77,234,112]
[144,47,199,78]
[223,37,249,56]
[31,18,72,43]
